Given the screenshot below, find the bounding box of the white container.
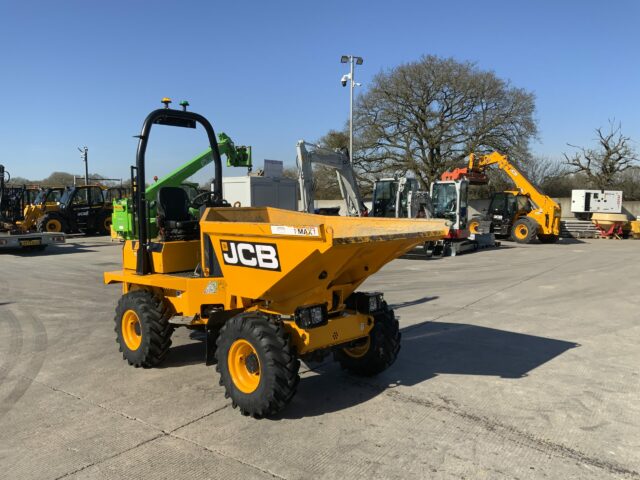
[222,176,298,210]
[570,189,622,214]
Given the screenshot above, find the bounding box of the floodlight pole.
[349,58,354,166]
[78,146,89,185]
[341,55,363,166]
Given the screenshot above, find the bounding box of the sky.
[0,0,638,185]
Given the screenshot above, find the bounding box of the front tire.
[335,302,401,376]
[114,290,173,368]
[99,212,112,235]
[37,212,67,233]
[511,218,537,244]
[216,313,300,418]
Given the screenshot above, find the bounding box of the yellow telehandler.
[104,100,449,417]
[463,152,562,243]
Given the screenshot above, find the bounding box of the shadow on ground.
[556,237,587,244]
[277,320,578,419]
[159,329,208,368]
[389,296,438,309]
[1,243,99,257]
[158,315,578,419]
[399,245,511,261]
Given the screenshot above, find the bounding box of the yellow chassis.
[105,269,373,355]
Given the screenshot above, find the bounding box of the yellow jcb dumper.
[104,102,449,417]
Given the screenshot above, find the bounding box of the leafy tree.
[354,55,538,185]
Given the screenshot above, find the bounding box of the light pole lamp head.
[355,56,363,65]
[340,55,349,63]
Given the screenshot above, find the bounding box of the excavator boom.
[296,141,366,216]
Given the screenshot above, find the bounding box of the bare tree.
[352,55,538,185]
[520,155,567,187]
[564,121,638,189]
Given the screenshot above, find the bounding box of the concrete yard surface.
[0,237,638,479]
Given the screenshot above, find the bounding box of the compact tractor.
[104,100,449,417]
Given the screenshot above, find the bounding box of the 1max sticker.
[220,240,281,271]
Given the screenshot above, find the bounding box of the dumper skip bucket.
[201,207,449,313]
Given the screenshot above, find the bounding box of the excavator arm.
[296,141,366,216]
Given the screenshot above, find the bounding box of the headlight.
[346,292,384,314]
[295,304,328,329]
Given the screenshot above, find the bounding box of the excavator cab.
[372,179,398,217]
[430,180,468,229]
[372,177,425,218]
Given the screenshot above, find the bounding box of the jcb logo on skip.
[220,240,281,271]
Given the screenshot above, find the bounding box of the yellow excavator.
[460,152,561,244]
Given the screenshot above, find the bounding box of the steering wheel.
[190,191,215,208]
[190,191,232,209]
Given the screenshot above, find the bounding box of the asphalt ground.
[0,236,638,479]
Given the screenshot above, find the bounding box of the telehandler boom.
[104,100,449,418]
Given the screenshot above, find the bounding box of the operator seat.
[156,186,199,241]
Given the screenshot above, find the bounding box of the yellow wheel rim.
[343,336,370,358]
[46,219,62,232]
[104,217,112,231]
[228,339,261,394]
[469,221,479,234]
[122,310,142,351]
[515,224,528,239]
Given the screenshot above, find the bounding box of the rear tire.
[114,290,173,368]
[216,313,300,418]
[335,302,400,376]
[511,218,537,244]
[37,212,67,233]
